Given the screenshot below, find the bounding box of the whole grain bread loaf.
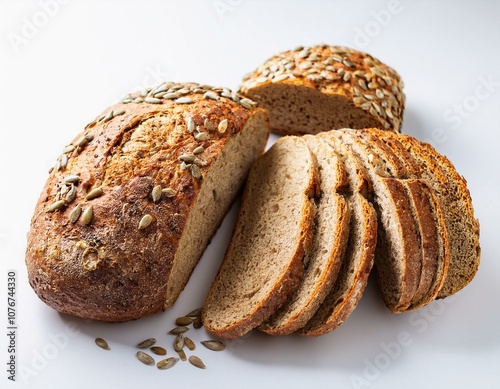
[25,82,269,322]
[239,45,405,135]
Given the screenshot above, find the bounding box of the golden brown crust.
[240,45,405,133]
[25,82,267,322]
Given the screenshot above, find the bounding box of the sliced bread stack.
[202,128,480,339]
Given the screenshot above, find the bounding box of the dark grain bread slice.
[25,82,270,322]
[372,130,479,298]
[239,45,405,135]
[299,133,377,336]
[202,136,319,339]
[357,129,450,309]
[330,129,422,313]
[259,135,350,335]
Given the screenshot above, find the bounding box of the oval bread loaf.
[239,44,405,135]
[25,82,270,322]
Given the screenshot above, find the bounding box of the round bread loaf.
[25,82,270,322]
[239,44,405,135]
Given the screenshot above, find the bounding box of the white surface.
[1,1,499,388]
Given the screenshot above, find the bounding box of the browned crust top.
[240,45,405,132]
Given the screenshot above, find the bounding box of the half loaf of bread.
[239,44,405,135]
[25,82,270,322]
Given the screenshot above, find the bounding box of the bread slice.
[239,45,405,135]
[330,129,422,313]
[357,129,450,309]
[299,133,377,336]
[202,136,319,339]
[258,135,350,335]
[372,131,479,298]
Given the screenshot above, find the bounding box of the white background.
[1,1,499,388]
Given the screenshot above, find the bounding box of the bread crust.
[25,83,268,322]
[240,45,405,134]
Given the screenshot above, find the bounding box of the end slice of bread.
[259,135,351,335]
[373,131,479,298]
[202,136,319,339]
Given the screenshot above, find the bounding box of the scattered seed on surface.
[138,214,153,230]
[168,326,189,335]
[85,187,103,201]
[95,338,110,350]
[184,337,196,351]
[186,308,202,317]
[151,185,162,203]
[180,161,188,171]
[137,338,156,349]
[136,351,155,366]
[189,356,206,369]
[69,204,82,223]
[81,205,93,225]
[193,316,203,329]
[48,200,65,212]
[201,340,225,351]
[176,349,187,361]
[150,346,167,356]
[157,357,178,370]
[175,316,193,326]
[162,188,177,198]
[173,334,184,352]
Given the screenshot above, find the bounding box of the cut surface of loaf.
[259,135,350,335]
[372,130,480,298]
[330,129,423,313]
[240,45,405,135]
[25,82,269,322]
[299,133,377,336]
[202,136,318,339]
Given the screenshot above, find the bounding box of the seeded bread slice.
[299,133,377,336]
[357,129,450,309]
[331,129,422,313]
[202,136,319,339]
[239,44,405,135]
[373,131,480,298]
[259,135,350,335]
